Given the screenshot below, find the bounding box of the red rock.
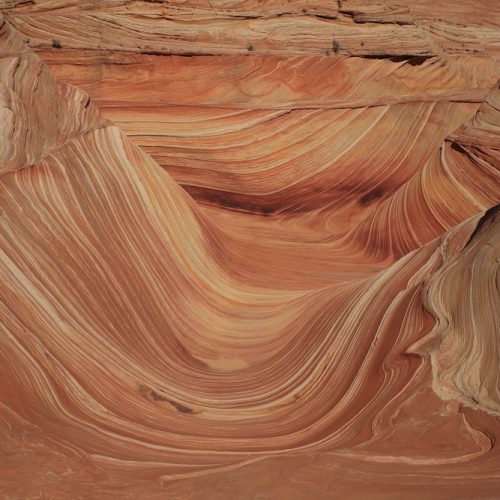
[0,4,499,498]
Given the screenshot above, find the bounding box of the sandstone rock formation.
[0,2,499,498]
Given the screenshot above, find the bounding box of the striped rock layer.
[0,3,499,499]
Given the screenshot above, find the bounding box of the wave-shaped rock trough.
[0,3,499,498]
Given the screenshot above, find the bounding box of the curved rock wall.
[0,4,499,498]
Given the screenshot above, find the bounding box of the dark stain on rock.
[166,399,195,414]
[140,385,195,413]
[149,389,168,402]
[184,185,280,216]
[360,187,385,206]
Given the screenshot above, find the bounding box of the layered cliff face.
[0,3,499,499]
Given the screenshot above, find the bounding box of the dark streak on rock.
[360,187,385,206]
[166,399,195,414]
[315,14,337,20]
[184,185,279,216]
[140,50,195,57]
[149,389,168,402]
[140,385,196,414]
[352,18,415,26]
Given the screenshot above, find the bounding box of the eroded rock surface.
[0,3,499,499]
